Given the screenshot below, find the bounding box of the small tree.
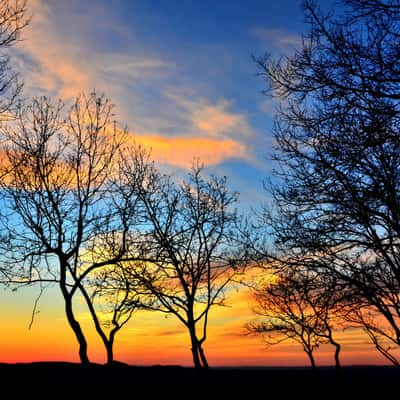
[248,266,344,370]
[0,92,147,364]
[86,262,151,365]
[122,163,246,369]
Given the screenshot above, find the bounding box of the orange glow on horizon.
[0,284,397,367]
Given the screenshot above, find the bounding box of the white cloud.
[165,90,253,141]
[101,55,172,81]
[251,27,301,52]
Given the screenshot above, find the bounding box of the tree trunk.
[189,326,202,369]
[64,295,90,364]
[327,328,341,375]
[198,343,209,369]
[105,341,114,365]
[77,282,115,365]
[106,329,117,365]
[306,349,316,370]
[59,261,90,365]
[333,341,341,371]
[366,329,400,366]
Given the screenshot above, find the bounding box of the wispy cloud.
[12,0,88,98]
[13,0,172,99]
[165,90,253,141]
[251,27,301,52]
[101,55,171,81]
[157,329,186,337]
[259,98,278,118]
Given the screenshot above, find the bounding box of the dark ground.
[0,362,399,387]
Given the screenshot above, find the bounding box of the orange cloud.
[16,0,171,100]
[0,129,249,176]
[165,91,253,141]
[193,100,246,137]
[133,134,249,168]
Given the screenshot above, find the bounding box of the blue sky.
[12,0,307,209]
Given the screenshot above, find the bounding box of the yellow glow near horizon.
[0,280,397,366]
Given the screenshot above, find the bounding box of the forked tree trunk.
[189,330,202,369]
[60,261,90,365]
[189,328,209,369]
[366,329,400,366]
[78,283,116,365]
[375,343,400,366]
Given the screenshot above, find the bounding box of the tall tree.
[0,92,146,364]
[255,0,400,364]
[122,163,246,369]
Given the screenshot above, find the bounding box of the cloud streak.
[251,27,301,52]
[133,134,249,168]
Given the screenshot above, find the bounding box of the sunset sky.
[0,0,396,367]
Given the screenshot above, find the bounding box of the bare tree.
[122,163,246,369]
[248,266,344,370]
[255,0,400,364]
[86,262,152,365]
[0,92,147,364]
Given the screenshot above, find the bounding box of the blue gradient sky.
[12,0,309,210]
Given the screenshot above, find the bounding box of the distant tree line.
[0,0,399,372]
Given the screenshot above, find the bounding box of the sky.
[0,0,396,367]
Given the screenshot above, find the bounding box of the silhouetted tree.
[256,0,400,364]
[122,163,247,369]
[86,262,151,365]
[0,93,148,364]
[248,266,345,370]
